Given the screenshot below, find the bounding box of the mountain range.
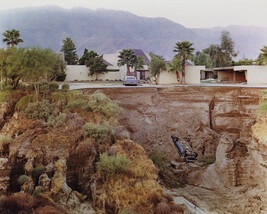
[0,6,266,60]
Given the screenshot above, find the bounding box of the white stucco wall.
[235,66,267,85]
[157,66,203,84]
[65,65,121,81]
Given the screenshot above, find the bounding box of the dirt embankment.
[84,86,261,159]
[83,86,267,213]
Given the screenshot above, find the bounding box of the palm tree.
[173,41,194,84]
[132,56,144,78]
[169,55,182,83]
[117,49,136,76]
[2,29,24,47]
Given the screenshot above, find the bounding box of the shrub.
[149,150,167,170]
[65,98,87,111]
[40,82,50,91]
[24,99,54,121]
[83,122,114,144]
[15,94,34,111]
[83,90,121,118]
[120,211,139,214]
[96,153,131,177]
[61,83,69,91]
[0,91,12,104]
[25,84,35,92]
[33,166,45,178]
[46,113,67,128]
[197,155,215,165]
[18,175,29,186]
[49,82,59,92]
[32,189,41,197]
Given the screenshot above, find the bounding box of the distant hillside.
[0,6,266,60]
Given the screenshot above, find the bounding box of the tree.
[149,53,166,84]
[234,58,255,66]
[173,41,194,84]
[169,55,182,82]
[117,49,136,76]
[194,51,213,68]
[132,56,144,78]
[257,46,267,65]
[2,29,23,47]
[203,44,226,68]
[60,37,78,65]
[86,56,108,80]
[79,48,98,65]
[220,31,238,66]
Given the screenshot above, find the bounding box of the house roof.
[131,49,151,64]
[102,58,113,66]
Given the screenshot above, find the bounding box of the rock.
[38,173,51,192]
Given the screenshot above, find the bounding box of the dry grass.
[96,139,163,214]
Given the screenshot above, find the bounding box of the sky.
[0,0,267,28]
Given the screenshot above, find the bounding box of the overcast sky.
[1,0,267,28]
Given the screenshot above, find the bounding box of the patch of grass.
[48,82,59,92]
[15,94,34,111]
[0,90,12,103]
[257,100,267,114]
[65,98,87,112]
[197,155,215,165]
[96,153,131,177]
[18,175,29,186]
[83,122,114,144]
[149,150,167,170]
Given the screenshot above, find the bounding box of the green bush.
[33,166,45,178]
[0,91,12,104]
[18,175,29,186]
[82,122,114,144]
[197,155,215,165]
[61,83,70,91]
[46,113,67,128]
[24,99,54,121]
[96,153,131,177]
[149,150,167,170]
[83,90,121,118]
[65,98,87,111]
[15,94,34,111]
[49,82,59,92]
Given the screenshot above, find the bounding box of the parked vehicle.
[123,76,138,86]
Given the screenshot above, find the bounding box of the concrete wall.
[157,66,203,85]
[65,65,122,81]
[236,66,267,84]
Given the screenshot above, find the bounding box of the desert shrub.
[2,82,13,91]
[33,166,45,178]
[97,153,131,177]
[40,82,50,91]
[120,211,140,214]
[257,100,267,114]
[15,94,34,111]
[25,84,35,92]
[197,155,215,165]
[61,83,69,91]
[65,98,87,111]
[46,113,67,128]
[49,82,59,92]
[83,90,121,118]
[24,99,54,121]
[18,175,29,186]
[83,122,114,144]
[149,150,167,170]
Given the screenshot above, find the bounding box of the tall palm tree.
[173,41,194,84]
[117,49,136,76]
[2,29,24,47]
[132,56,144,78]
[169,55,182,82]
